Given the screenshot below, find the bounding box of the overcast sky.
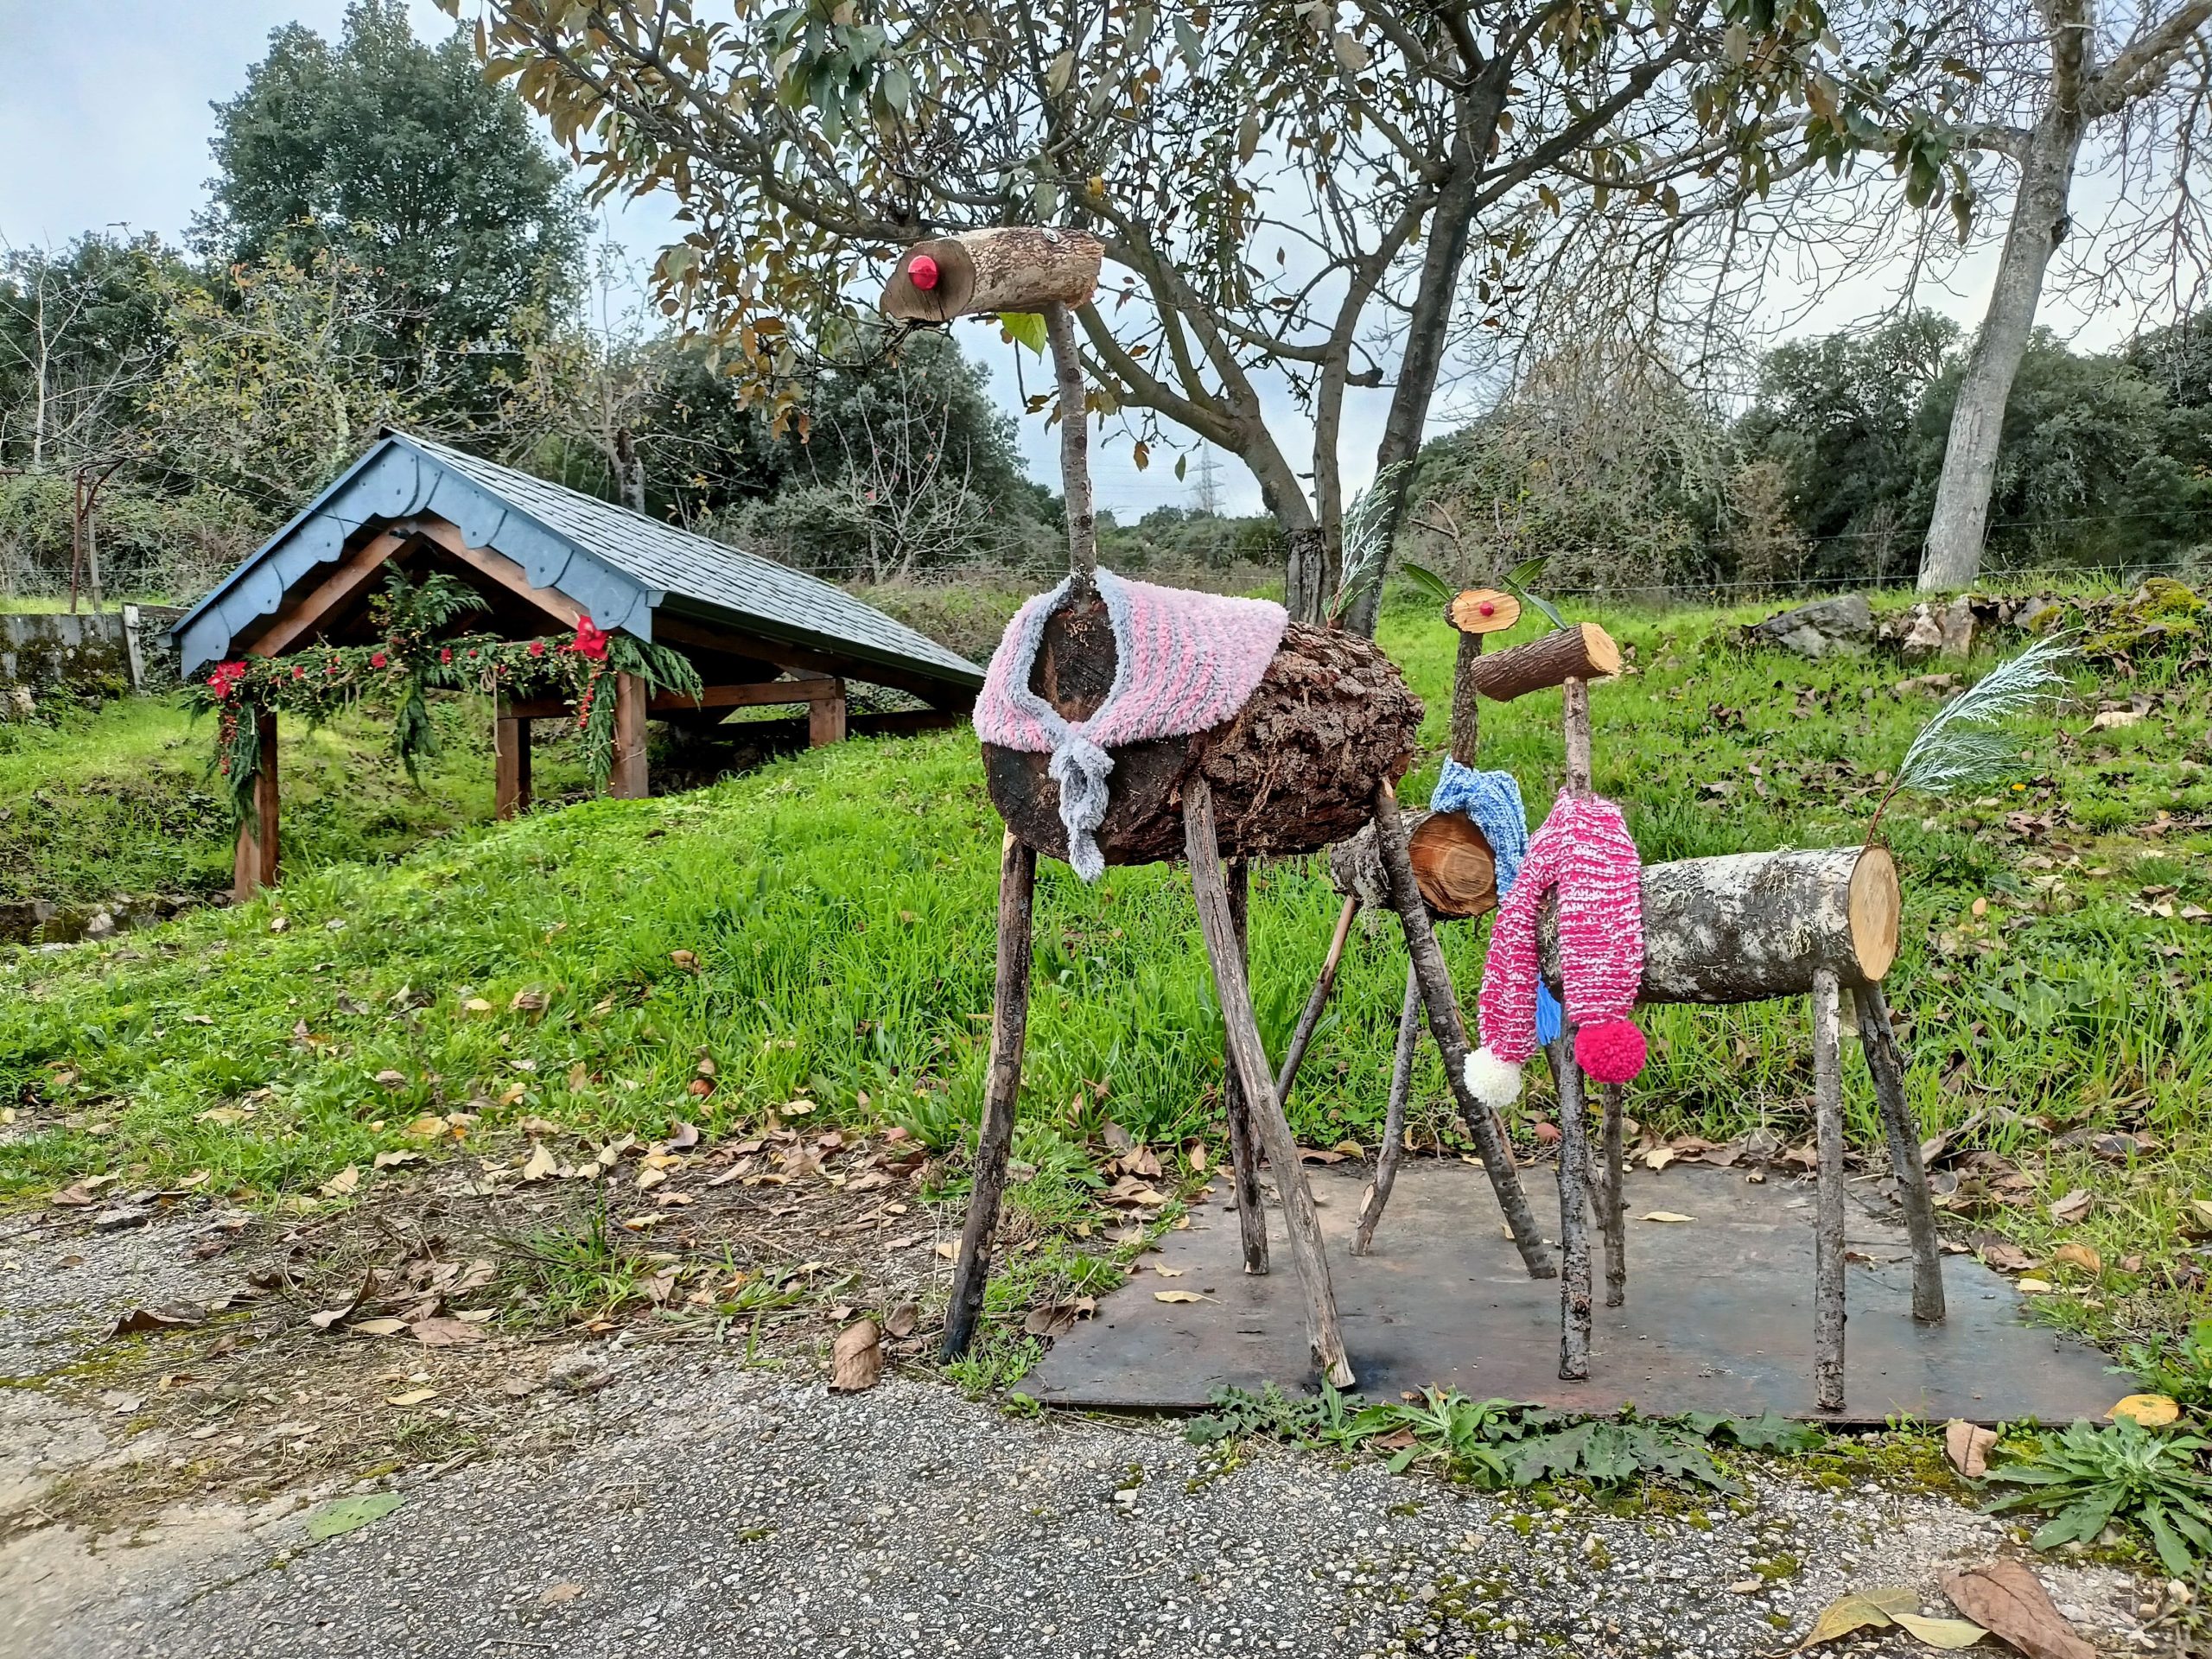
[0,1,2148,520]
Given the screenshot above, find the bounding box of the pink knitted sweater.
[974,569,1287,878]
[1476,791,1645,1068]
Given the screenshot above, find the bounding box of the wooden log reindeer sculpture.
[886,230,1558,1388]
[1345,591,1948,1409]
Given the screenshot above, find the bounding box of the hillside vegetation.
[3,586,2208,1356]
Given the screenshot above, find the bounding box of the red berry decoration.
[908,253,940,290]
[1478,601,1496,617]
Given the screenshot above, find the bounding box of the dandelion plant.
[1866,632,2077,841]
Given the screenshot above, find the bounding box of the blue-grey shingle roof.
[172,431,984,694]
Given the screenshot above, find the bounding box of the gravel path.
[6,1357,2151,1659]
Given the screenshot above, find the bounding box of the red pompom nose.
[908,254,940,290]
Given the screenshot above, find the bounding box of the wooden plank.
[243,530,409,658]
[495,715,531,820]
[504,676,841,721]
[1813,966,1847,1411]
[942,833,1037,1360]
[1186,777,1353,1386]
[610,671,649,798]
[410,518,586,627]
[807,682,848,747]
[653,612,971,709]
[232,709,278,899]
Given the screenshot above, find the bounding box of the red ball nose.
[909,253,940,290]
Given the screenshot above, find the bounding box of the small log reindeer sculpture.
[890,231,1559,1388]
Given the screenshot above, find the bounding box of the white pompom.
[1463,1046,1523,1108]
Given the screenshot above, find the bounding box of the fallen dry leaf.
[111,1304,202,1337]
[1022,1298,1096,1338]
[510,988,549,1014]
[2090,709,2143,729]
[372,1069,408,1089]
[1941,1560,2094,1659]
[830,1319,882,1392]
[1641,1211,1694,1224]
[2048,1187,2092,1224]
[521,1142,558,1182]
[319,1165,361,1198]
[1891,1611,1987,1649]
[1793,1592,1900,1650]
[2050,1242,2102,1276]
[1943,1419,1998,1478]
[1153,1265,1187,1278]
[934,1240,959,1262]
[884,1303,918,1340]
[385,1389,437,1408]
[410,1317,486,1348]
[1153,1290,1211,1304]
[2016,1277,2055,1294]
[539,1583,583,1605]
[372,1149,422,1169]
[346,1317,409,1337]
[2107,1393,2180,1427]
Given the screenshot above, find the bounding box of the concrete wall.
[0,605,183,704]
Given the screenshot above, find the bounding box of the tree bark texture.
[1812,967,1847,1412]
[1538,847,1899,1005]
[1920,6,2089,591]
[1470,625,1622,702]
[1550,1027,1594,1381]
[1858,979,1947,1325]
[1043,301,1096,579]
[1275,896,1358,1109]
[1185,778,1354,1387]
[1450,627,1484,766]
[984,611,1421,867]
[1223,861,1269,1275]
[1596,1083,1626,1309]
[1353,963,1422,1257]
[880,227,1104,322]
[1283,524,1333,629]
[942,835,1037,1362]
[1371,783,1555,1277]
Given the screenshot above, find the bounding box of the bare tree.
[1921,0,2212,590]
[445,0,1936,627]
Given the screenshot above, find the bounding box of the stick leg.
[1223,860,1269,1274]
[1353,963,1421,1256]
[941,833,1037,1362]
[1598,1082,1627,1308]
[1275,895,1358,1105]
[1550,1032,1593,1381]
[1371,783,1554,1278]
[1812,967,1847,1413]
[1186,779,1354,1388]
[1858,980,1945,1324]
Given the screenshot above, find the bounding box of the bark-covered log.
[881,228,1104,323]
[1812,967,1847,1412]
[1539,846,1898,1005]
[1407,811,1497,919]
[984,604,1421,867]
[1470,624,1622,702]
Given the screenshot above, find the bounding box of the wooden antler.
[1469,623,1621,702]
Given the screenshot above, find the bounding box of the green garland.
[187,569,702,820]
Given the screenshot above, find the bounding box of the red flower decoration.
[440,648,453,664]
[371,652,389,669]
[528,639,547,658]
[570,617,610,662]
[293,665,306,680]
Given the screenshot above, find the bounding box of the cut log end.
[881,227,1104,323]
[1448,588,1521,635]
[1850,844,1901,982]
[1408,811,1497,919]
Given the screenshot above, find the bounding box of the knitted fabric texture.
[1428,760,1529,895]
[1474,791,1646,1078]
[973,568,1287,880]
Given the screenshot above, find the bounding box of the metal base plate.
[1022,1160,2118,1425]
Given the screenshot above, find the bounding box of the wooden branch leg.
[1353,963,1421,1257]
[1812,967,1847,1413]
[1223,860,1269,1275]
[1275,895,1358,1105]
[1371,782,1555,1278]
[1187,779,1353,1388]
[1598,1082,1627,1308]
[1550,1032,1593,1381]
[941,833,1037,1363]
[1858,980,1945,1324]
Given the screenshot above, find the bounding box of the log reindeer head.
[880,227,1104,324]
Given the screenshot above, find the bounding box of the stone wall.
[0,605,184,709]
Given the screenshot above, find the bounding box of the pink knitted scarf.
[1467,791,1648,1101]
[974,569,1287,879]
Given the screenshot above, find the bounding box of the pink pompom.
[1575,1018,1647,1084]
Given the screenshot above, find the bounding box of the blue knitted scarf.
[1428,760,1560,1044]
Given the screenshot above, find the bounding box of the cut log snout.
[880,227,1105,324]
[983,618,1421,867]
[1539,845,1899,1004]
[1407,811,1497,919]
[1469,623,1622,702]
[1447,588,1521,635]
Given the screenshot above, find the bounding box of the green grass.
[3,583,2209,1351]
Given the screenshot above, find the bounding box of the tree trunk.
[1920,15,2088,592]
[1044,300,1096,580]
[613,426,646,514]
[983,613,1421,866]
[1283,524,1332,628]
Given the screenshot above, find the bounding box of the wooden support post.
[942,833,1038,1361]
[1353,963,1421,1256]
[608,671,650,799]
[1858,979,1946,1324]
[1550,1025,1594,1380]
[1186,778,1353,1387]
[1223,861,1269,1275]
[808,679,848,747]
[1812,966,1847,1412]
[1275,895,1358,1107]
[1371,781,1555,1278]
[1597,1083,1627,1308]
[495,713,531,820]
[232,709,278,899]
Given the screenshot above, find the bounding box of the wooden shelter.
[172,432,984,897]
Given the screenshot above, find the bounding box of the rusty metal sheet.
[1023,1160,2118,1426]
